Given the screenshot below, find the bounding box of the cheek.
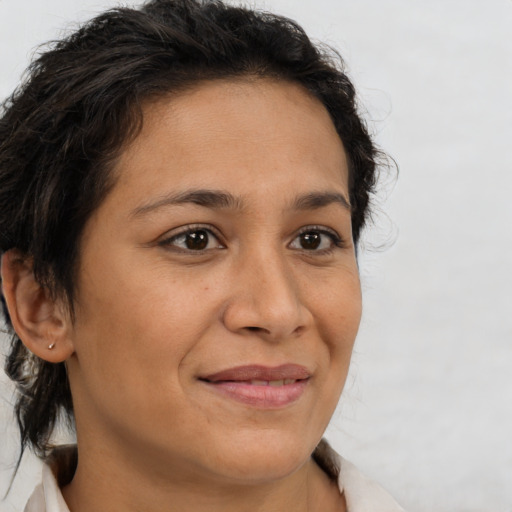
[329,286,362,350]
[310,269,362,381]
[70,259,218,406]
[68,272,220,443]
[309,266,362,340]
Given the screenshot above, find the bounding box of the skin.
[2,78,361,512]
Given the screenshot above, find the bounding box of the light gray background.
[1,1,511,511]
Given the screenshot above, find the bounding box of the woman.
[0,0,404,510]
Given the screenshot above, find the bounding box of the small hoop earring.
[48,343,56,350]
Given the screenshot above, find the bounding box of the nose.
[222,248,312,341]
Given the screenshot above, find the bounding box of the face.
[66,78,362,484]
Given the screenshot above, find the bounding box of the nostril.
[245,326,268,333]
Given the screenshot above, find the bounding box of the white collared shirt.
[24,441,405,512]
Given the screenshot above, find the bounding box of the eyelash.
[158,224,346,254]
[158,224,225,253]
[291,225,346,254]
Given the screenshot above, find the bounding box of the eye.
[289,227,344,252]
[159,226,224,252]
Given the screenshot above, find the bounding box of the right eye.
[159,226,225,252]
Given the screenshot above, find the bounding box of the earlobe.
[1,250,74,363]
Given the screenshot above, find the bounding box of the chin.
[203,429,317,484]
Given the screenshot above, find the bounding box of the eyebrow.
[292,191,351,212]
[131,188,351,217]
[131,189,243,217]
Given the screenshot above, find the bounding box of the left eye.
[289,229,341,252]
[161,228,224,251]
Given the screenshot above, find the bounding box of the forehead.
[109,78,349,211]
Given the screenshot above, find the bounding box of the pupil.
[185,230,209,250]
[301,232,321,250]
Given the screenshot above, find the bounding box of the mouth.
[199,364,311,409]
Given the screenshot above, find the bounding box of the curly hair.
[0,0,379,460]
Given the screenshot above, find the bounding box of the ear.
[1,249,74,363]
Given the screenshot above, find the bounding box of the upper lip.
[201,364,311,382]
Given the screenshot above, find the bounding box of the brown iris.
[185,230,209,250]
[300,231,321,250]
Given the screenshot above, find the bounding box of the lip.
[199,364,311,409]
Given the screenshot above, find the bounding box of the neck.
[61,440,345,512]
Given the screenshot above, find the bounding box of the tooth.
[251,380,268,386]
[284,379,295,385]
[269,380,284,387]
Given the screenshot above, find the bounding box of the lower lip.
[201,380,309,409]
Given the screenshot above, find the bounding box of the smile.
[199,364,310,409]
